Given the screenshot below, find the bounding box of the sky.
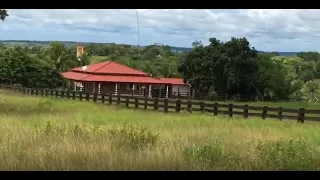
[1,9,320,52]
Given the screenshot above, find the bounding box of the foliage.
[0,9,8,21]
[184,139,320,170]
[178,37,320,100]
[0,46,66,88]
[256,139,318,170]
[179,37,260,95]
[2,36,320,100]
[108,124,159,150]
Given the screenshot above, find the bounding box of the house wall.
[171,85,191,96]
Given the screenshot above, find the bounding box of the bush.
[183,139,243,170]
[256,139,319,170]
[183,138,320,170]
[34,99,53,112]
[108,124,159,150]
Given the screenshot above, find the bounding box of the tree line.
[179,38,320,101]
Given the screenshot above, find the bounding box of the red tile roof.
[159,78,189,86]
[72,61,148,76]
[62,71,167,84]
[62,61,190,85]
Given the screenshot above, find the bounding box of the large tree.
[178,37,259,95]
[0,9,8,21]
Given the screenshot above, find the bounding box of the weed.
[34,99,53,112]
[256,139,319,170]
[183,139,243,170]
[108,124,159,150]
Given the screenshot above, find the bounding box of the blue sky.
[1,9,320,52]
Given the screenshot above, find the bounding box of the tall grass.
[1,90,320,170]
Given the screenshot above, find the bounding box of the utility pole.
[136,10,141,59]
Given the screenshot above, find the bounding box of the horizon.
[0,39,306,53]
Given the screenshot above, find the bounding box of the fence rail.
[2,84,320,123]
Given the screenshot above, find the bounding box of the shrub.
[108,124,159,150]
[34,99,53,113]
[183,139,243,170]
[256,139,319,170]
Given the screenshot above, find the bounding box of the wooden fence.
[2,85,320,123]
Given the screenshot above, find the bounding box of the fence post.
[262,106,268,120]
[164,99,168,113]
[85,92,89,101]
[277,107,283,121]
[175,99,181,113]
[243,105,249,118]
[228,104,233,117]
[144,96,148,109]
[55,90,58,98]
[298,108,305,123]
[51,89,53,96]
[35,89,38,96]
[67,90,70,99]
[93,92,97,103]
[108,93,112,104]
[153,98,159,111]
[125,96,129,107]
[213,103,218,116]
[72,91,76,100]
[135,97,139,108]
[187,100,192,113]
[61,90,65,98]
[117,93,121,105]
[45,89,48,96]
[200,102,204,113]
[101,93,105,103]
[79,91,83,101]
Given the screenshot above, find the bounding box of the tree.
[0,9,8,21]
[179,37,259,95]
[297,51,320,62]
[191,40,203,48]
[45,42,77,72]
[0,47,66,88]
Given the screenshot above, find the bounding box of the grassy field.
[1,89,320,170]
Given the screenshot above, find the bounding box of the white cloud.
[1,9,320,51]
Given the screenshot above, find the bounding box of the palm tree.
[45,42,78,72]
[0,9,8,21]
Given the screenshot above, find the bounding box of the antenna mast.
[136,10,141,58]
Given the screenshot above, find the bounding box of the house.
[61,61,191,98]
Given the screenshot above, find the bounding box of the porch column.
[98,83,101,94]
[115,83,118,95]
[148,84,152,98]
[132,84,135,95]
[166,85,169,99]
[74,81,76,91]
[93,83,96,93]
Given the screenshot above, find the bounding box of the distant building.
[61,61,191,98]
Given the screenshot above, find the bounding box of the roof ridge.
[91,61,112,72]
[110,61,148,75]
[79,73,94,81]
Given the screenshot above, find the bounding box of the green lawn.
[1,89,320,170]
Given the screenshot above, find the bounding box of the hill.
[0,40,299,56]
